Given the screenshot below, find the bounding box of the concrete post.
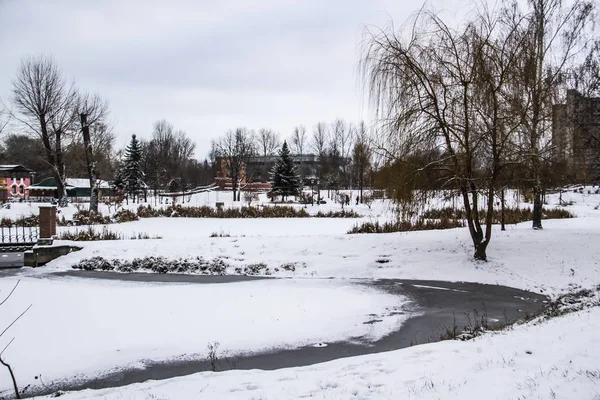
[39,205,57,238]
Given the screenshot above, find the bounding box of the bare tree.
[291,125,307,183]
[11,56,79,206]
[77,93,109,213]
[328,119,355,189]
[362,5,525,260]
[568,39,600,98]
[312,122,329,157]
[143,120,196,196]
[0,103,10,136]
[256,128,281,157]
[0,280,32,399]
[311,122,329,197]
[254,128,281,182]
[353,121,372,203]
[509,0,596,229]
[213,128,256,201]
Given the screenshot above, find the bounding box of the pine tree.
[270,141,301,201]
[121,134,145,202]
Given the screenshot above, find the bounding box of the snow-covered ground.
[0,277,409,394]
[1,186,599,399]
[37,306,600,400]
[34,215,600,296]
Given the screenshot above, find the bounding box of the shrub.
[70,210,111,226]
[421,206,574,224]
[210,231,231,237]
[113,209,139,223]
[347,218,464,234]
[58,226,120,241]
[298,192,313,204]
[71,255,272,275]
[314,209,360,218]
[58,226,161,241]
[243,191,259,206]
[137,205,162,218]
[0,215,39,227]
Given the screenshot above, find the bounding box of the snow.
[1,186,599,399]
[35,214,600,296]
[0,189,393,221]
[0,277,410,394]
[34,306,600,400]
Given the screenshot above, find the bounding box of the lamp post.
[29,172,36,201]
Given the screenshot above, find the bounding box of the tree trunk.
[359,167,364,203]
[80,114,99,213]
[474,241,488,261]
[39,118,66,205]
[55,130,69,207]
[461,184,487,261]
[532,183,543,229]
[501,188,506,231]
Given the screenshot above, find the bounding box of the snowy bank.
[35,305,600,399]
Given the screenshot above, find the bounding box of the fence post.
[39,205,57,239]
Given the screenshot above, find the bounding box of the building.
[214,153,355,190]
[214,154,321,190]
[27,178,113,201]
[552,89,600,182]
[245,154,320,185]
[0,165,34,201]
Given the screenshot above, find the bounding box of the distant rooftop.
[0,164,34,173]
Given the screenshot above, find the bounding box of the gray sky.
[0,0,460,159]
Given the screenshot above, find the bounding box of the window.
[11,185,17,194]
[19,185,24,194]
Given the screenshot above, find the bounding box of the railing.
[0,225,39,250]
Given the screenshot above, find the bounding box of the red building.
[0,165,34,201]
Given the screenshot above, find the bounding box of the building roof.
[0,164,34,174]
[28,177,111,190]
[65,178,110,189]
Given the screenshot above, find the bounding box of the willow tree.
[361,6,525,260]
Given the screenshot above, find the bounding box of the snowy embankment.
[37,215,600,296]
[37,306,600,400]
[0,277,409,395]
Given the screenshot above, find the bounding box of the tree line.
[0,56,377,206]
[211,120,373,201]
[0,56,214,209]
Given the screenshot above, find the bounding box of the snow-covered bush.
[71,256,275,275]
[70,210,111,226]
[113,209,139,223]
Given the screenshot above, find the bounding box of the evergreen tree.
[121,134,145,202]
[270,141,301,201]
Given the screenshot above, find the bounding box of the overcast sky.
[0,0,463,159]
